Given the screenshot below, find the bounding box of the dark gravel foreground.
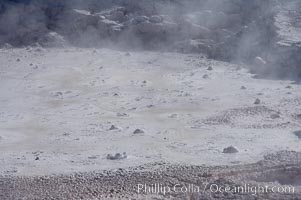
[0,151,300,200]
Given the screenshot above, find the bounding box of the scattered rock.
[254,98,261,105]
[117,113,128,117]
[149,15,163,23]
[132,16,149,24]
[241,86,246,90]
[254,56,267,66]
[203,74,209,79]
[207,66,213,71]
[109,125,118,130]
[16,58,21,62]
[133,129,144,134]
[270,113,280,119]
[223,146,239,154]
[35,157,40,160]
[293,131,301,139]
[106,152,127,160]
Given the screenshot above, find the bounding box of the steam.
[0,0,300,80]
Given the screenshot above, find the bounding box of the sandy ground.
[0,47,301,176]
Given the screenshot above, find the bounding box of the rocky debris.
[254,56,267,66]
[293,130,301,138]
[149,15,163,23]
[202,74,209,79]
[88,156,98,159]
[2,0,300,77]
[254,98,261,105]
[1,151,301,199]
[133,129,144,134]
[53,92,63,97]
[116,113,128,117]
[106,152,127,160]
[109,125,118,130]
[223,146,239,154]
[270,113,280,119]
[207,66,213,71]
[35,157,39,161]
[132,16,149,24]
[37,32,66,47]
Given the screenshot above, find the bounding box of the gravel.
[0,151,300,199]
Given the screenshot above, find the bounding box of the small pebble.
[223,146,239,154]
[270,113,280,119]
[133,129,144,134]
[203,74,209,79]
[254,98,261,105]
[107,152,127,160]
[109,125,118,130]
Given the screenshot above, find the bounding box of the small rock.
[202,74,209,79]
[223,146,239,154]
[293,130,301,139]
[241,86,246,90]
[286,85,292,89]
[125,52,131,56]
[142,80,147,84]
[270,113,280,119]
[107,152,127,160]
[254,98,261,105]
[109,125,118,130]
[35,157,40,160]
[54,92,63,97]
[255,56,267,65]
[149,15,163,23]
[296,114,301,119]
[133,129,144,134]
[207,66,213,71]
[117,113,128,117]
[16,58,21,62]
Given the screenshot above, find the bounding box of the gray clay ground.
[0,47,301,199]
